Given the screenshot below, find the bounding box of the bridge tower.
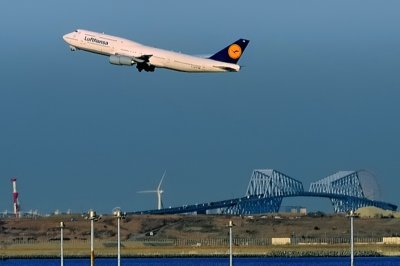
[309,170,381,212]
[225,169,304,215]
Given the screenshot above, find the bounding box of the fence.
[291,236,383,245]
[4,236,393,247]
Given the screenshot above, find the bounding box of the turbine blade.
[157,170,166,191]
[137,190,157,193]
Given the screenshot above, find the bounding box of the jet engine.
[109,55,135,66]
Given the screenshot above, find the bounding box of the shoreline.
[2,244,400,259]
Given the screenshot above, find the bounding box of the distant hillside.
[1,213,399,244]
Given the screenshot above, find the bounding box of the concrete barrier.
[383,237,400,244]
[272,238,291,245]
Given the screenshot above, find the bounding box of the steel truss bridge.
[130,169,397,215]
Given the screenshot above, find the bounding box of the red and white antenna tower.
[11,177,20,218]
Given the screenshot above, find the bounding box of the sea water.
[1,257,400,266]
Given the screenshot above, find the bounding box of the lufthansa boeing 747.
[63,29,249,73]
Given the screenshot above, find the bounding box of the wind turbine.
[138,171,166,210]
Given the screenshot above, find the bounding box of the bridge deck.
[129,192,397,215]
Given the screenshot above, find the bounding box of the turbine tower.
[138,171,166,210]
[11,177,20,218]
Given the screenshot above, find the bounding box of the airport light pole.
[89,210,98,266]
[228,220,234,266]
[348,210,356,266]
[60,222,65,266]
[351,210,354,266]
[113,208,125,266]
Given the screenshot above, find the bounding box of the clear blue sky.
[1,1,400,214]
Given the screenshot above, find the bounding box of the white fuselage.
[63,29,240,73]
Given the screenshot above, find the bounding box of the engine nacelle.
[109,55,135,66]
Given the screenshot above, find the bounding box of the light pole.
[60,222,65,266]
[348,210,356,266]
[89,210,98,266]
[113,208,125,266]
[228,220,234,266]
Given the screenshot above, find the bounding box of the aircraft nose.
[62,33,73,44]
[62,34,68,42]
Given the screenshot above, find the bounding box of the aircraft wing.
[133,54,155,72]
[132,54,152,64]
[110,53,154,72]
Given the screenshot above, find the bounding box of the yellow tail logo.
[228,44,242,60]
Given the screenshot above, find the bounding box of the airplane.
[63,29,249,73]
